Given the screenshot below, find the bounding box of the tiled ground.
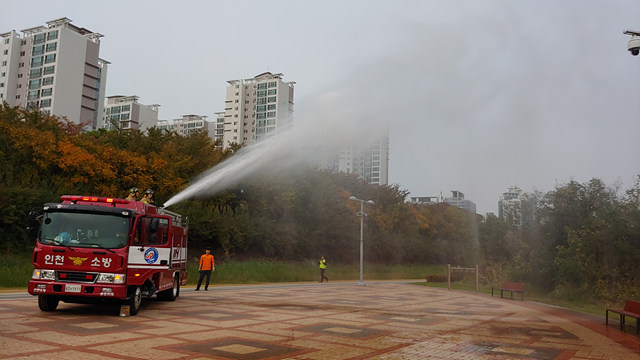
[1,282,639,359]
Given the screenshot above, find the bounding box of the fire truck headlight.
[97,273,126,284]
[33,269,55,280]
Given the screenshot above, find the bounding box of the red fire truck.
[27,195,188,315]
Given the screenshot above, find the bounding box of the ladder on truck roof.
[157,207,188,228]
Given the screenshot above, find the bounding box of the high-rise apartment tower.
[222,72,294,149]
[0,18,108,130]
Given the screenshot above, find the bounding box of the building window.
[17,74,23,78]
[268,81,277,88]
[28,79,41,90]
[267,96,276,103]
[46,43,57,52]
[30,68,42,79]
[18,62,24,68]
[42,77,53,86]
[20,40,26,46]
[27,90,39,100]
[267,89,276,95]
[257,83,267,90]
[122,105,130,111]
[41,88,52,97]
[267,111,276,118]
[16,95,20,99]
[31,57,43,67]
[43,65,54,75]
[32,45,45,56]
[20,51,25,56]
[1,61,6,67]
[44,54,56,64]
[110,114,120,121]
[257,90,267,97]
[40,98,51,107]
[121,113,130,120]
[47,30,58,41]
[3,38,8,45]
[267,104,276,110]
[2,50,7,55]
[0,83,4,87]
[111,106,120,114]
[33,33,46,45]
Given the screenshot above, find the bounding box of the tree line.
[1,104,639,302]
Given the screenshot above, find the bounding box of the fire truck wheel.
[127,286,142,315]
[38,295,59,311]
[158,276,179,301]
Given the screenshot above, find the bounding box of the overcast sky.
[3,1,640,214]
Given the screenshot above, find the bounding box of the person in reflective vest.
[319,256,328,283]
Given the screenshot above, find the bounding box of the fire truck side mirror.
[26,209,42,239]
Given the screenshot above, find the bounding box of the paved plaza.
[1,281,640,359]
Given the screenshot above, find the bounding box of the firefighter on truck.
[27,195,188,316]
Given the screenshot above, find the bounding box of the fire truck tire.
[158,276,179,301]
[38,295,59,311]
[127,286,142,315]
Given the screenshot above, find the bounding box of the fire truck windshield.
[39,211,130,249]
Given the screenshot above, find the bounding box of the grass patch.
[0,252,33,289]
[187,260,442,285]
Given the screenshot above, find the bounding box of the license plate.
[65,284,81,293]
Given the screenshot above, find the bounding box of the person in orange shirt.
[195,248,215,291]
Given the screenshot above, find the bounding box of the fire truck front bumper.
[29,281,128,300]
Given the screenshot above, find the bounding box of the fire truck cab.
[28,195,188,315]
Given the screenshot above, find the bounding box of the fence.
[447,264,479,293]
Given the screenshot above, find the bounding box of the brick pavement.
[1,282,639,359]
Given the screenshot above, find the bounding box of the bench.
[491,281,524,300]
[606,300,640,334]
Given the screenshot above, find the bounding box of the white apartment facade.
[103,95,159,132]
[330,134,390,186]
[222,72,294,149]
[498,186,536,226]
[157,114,210,137]
[0,18,108,130]
[213,111,225,148]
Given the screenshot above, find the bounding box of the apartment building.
[0,17,108,130]
[329,134,390,185]
[103,95,159,132]
[498,186,536,226]
[157,114,211,137]
[213,111,225,148]
[443,190,477,213]
[222,72,294,149]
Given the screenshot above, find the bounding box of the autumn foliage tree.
[3,104,640,303]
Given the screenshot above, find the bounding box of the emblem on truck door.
[144,248,159,264]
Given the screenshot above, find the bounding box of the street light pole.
[349,196,374,286]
